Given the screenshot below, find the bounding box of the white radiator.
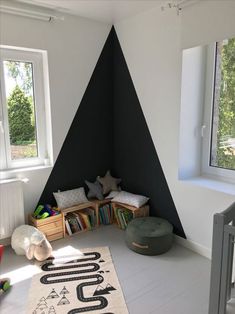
[0,179,25,239]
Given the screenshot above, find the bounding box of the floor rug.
[27,246,128,314]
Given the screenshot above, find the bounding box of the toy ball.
[0,279,10,295]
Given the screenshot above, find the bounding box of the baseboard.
[174,235,212,260]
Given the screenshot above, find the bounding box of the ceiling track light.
[161,0,199,15]
[161,3,182,16]
[0,5,64,22]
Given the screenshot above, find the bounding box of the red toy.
[0,245,10,295]
[0,245,3,262]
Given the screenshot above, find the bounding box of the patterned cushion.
[112,191,149,208]
[85,180,104,200]
[53,187,88,209]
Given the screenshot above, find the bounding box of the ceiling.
[15,0,185,24]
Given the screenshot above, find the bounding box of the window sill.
[181,175,235,196]
[0,164,53,181]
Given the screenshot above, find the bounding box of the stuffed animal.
[11,225,52,261]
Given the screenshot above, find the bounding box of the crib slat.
[209,202,235,314]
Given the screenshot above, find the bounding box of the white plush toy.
[11,225,52,261]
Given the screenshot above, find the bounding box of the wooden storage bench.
[28,200,149,239]
[61,199,112,236]
[29,213,64,242]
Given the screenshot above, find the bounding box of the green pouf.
[125,217,173,255]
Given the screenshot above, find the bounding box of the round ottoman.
[125,217,173,255]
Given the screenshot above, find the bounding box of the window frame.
[201,42,235,183]
[0,47,49,171]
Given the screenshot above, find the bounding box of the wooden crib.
[209,202,235,314]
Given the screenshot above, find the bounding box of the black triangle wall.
[38,27,186,238]
[112,30,185,237]
[38,30,113,206]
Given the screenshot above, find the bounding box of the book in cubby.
[89,199,112,226]
[79,208,96,230]
[115,207,133,230]
[64,207,96,236]
[64,212,85,235]
[112,202,149,230]
[99,203,113,225]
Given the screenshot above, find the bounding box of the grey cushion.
[125,217,173,255]
[85,180,104,200]
[97,170,121,194]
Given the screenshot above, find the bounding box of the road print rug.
[27,246,128,314]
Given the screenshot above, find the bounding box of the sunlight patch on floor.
[1,264,41,285]
[51,245,85,264]
[1,246,85,285]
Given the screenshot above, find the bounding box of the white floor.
[0,225,234,314]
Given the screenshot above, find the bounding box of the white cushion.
[53,187,88,209]
[112,191,149,208]
[105,191,120,199]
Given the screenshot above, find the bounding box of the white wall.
[0,11,111,217]
[179,45,206,179]
[115,1,235,252]
[182,0,235,49]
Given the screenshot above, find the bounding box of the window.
[179,37,235,189]
[202,38,235,182]
[0,47,52,171]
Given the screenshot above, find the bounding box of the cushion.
[105,191,120,199]
[112,191,149,208]
[53,187,88,209]
[125,217,173,255]
[97,170,121,194]
[85,180,104,200]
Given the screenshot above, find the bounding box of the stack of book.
[65,208,96,235]
[99,204,113,225]
[114,207,133,230]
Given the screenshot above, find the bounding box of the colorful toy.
[0,279,10,295]
[0,245,10,295]
[0,245,3,261]
[33,204,60,219]
[33,205,44,218]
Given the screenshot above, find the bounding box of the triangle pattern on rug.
[38,26,185,238]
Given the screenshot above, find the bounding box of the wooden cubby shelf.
[62,202,97,237]
[29,213,64,242]
[29,199,149,241]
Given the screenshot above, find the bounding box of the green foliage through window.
[7,85,35,144]
[211,38,235,171]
